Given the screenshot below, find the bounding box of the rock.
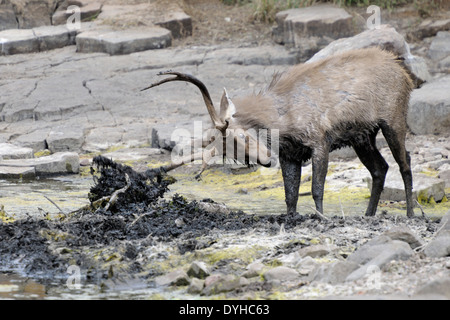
[52,1,103,26]
[263,266,300,282]
[82,127,125,153]
[424,212,450,258]
[297,244,337,258]
[33,25,76,51]
[311,261,359,285]
[308,25,431,87]
[408,18,450,40]
[428,31,450,62]
[0,152,80,176]
[102,148,162,163]
[11,128,50,152]
[0,3,18,31]
[423,234,450,258]
[76,27,172,55]
[382,226,424,250]
[0,143,34,160]
[0,25,75,55]
[47,125,86,153]
[0,29,39,55]
[187,278,204,294]
[12,0,57,28]
[272,5,357,57]
[154,269,190,287]
[202,274,248,295]
[438,170,450,187]
[408,75,450,135]
[296,256,319,276]
[187,261,210,280]
[0,165,35,179]
[242,261,265,278]
[154,11,192,39]
[368,171,446,203]
[415,278,450,299]
[346,236,414,282]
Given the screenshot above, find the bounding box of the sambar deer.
[142,47,415,218]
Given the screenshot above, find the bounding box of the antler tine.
[141,71,228,131]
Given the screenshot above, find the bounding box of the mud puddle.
[0,156,446,300]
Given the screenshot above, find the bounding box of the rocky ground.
[0,0,449,300]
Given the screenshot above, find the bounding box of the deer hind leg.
[351,130,389,217]
[380,122,415,218]
[280,157,302,215]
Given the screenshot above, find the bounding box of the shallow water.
[0,176,92,219]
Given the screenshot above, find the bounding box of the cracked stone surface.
[0,44,299,155]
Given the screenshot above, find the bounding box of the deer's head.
[142,71,276,168]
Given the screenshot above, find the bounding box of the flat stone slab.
[0,166,35,179]
[367,171,446,203]
[0,26,75,55]
[0,143,34,160]
[272,5,356,48]
[0,29,39,55]
[0,152,80,177]
[408,75,450,135]
[76,27,172,55]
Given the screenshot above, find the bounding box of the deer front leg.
[280,157,302,215]
[311,146,330,214]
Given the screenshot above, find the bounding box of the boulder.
[415,278,450,299]
[0,143,34,160]
[367,171,446,203]
[308,25,431,87]
[263,266,300,282]
[297,244,338,258]
[76,27,172,55]
[33,25,76,51]
[46,125,86,153]
[154,269,190,287]
[12,0,58,28]
[0,165,35,179]
[0,29,39,55]
[0,25,75,55]
[311,261,359,285]
[0,152,80,176]
[424,211,450,258]
[382,226,424,250]
[202,274,249,296]
[154,11,192,39]
[408,76,450,135]
[408,18,450,40]
[0,3,18,31]
[272,5,357,57]
[346,235,414,282]
[428,31,450,62]
[52,1,103,25]
[187,261,210,280]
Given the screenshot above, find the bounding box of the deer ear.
[220,88,236,122]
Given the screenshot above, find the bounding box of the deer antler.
[142,71,228,131]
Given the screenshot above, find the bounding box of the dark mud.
[0,157,441,292]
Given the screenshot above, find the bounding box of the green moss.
[34,149,51,158]
[0,205,14,223]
